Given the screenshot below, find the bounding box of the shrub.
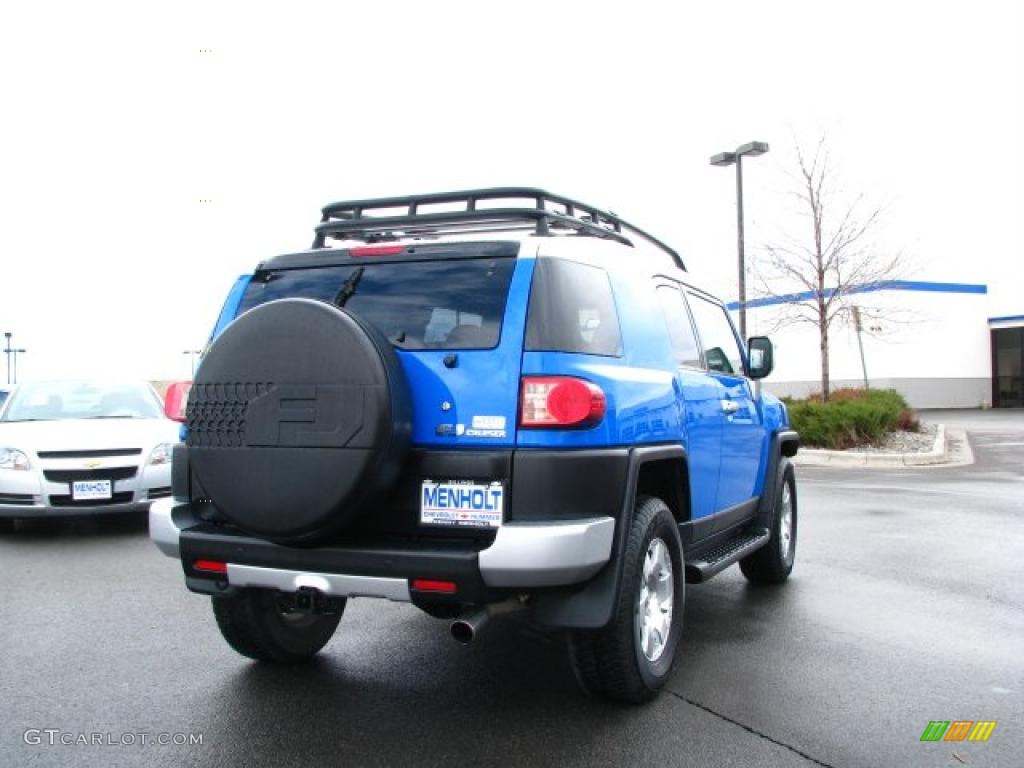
[785,388,916,449]
[897,408,920,432]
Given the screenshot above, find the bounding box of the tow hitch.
[282,587,344,615]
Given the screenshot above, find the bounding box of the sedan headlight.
[0,447,31,471]
[148,443,174,466]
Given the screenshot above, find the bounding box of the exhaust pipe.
[450,608,489,645]
[449,597,525,646]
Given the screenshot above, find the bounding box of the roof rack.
[312,187,685,270]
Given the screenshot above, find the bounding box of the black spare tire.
[187,298,411,543]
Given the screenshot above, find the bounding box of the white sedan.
[0,380,180,528]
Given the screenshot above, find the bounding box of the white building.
[737,281,1022,409]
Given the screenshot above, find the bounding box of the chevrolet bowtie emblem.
[83,460,102,469]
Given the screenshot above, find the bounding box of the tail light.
[163,380,193,423]
[520,376,606,428]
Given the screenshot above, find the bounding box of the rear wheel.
[0,518,16,533]
[212,588,343,663]
[568,496,684,703]
[740,459,797,584]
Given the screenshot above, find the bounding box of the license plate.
[72,480,112,500]
[420,480,504,528]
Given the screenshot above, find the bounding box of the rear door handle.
[720,400,739,414]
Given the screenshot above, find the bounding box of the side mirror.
[746,337,774,379]
[164,381,192,422]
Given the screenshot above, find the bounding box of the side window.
[525,258,623,357]
[655,285,701,368]
[687,293,745,375]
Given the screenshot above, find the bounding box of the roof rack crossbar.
[312,187,685,269]
[314,208,630,246]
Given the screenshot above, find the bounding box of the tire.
[188,298,411,543]
[568,496,685,704]
[0,518,16,533]
[211,588,343,663]
[740,458,797,584]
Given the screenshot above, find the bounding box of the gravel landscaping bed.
[861,422,938,453]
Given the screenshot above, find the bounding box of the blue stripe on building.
[726,280,988,310]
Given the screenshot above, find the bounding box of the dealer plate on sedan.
[420,480,504,528]
[72,480,112,501]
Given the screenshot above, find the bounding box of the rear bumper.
[149,498,198,557]
[478,517,614,587]
[149,498,615,600]
[227,564,412,602]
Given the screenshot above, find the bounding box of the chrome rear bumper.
[149,498,196,558]
[227,564,411,602]
[151,499,615,596]
[478,517,615,587]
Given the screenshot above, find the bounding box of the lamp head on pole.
[736,141,769,157]
[710,141,770,167]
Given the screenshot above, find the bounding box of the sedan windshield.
[1,381,163,422]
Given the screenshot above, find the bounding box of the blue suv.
[151,188,800,703]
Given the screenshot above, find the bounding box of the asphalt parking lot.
[1,409,1021,768]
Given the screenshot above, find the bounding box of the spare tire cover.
[187,298,411,543]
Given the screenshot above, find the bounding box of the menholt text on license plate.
[72,479,112,501]
[420,480,504,528]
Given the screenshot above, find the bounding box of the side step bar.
[685,528,770,583]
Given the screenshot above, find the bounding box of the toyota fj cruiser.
[152,188,799,703]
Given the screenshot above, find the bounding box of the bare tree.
[755,136,902,401]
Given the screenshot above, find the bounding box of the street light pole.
[12,348,26,384]
[183,349,202,378]
[710,141,770,341]
[852,306,870,390]
[735,154,746,339]
[4,332,11,385]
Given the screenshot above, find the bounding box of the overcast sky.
[2,0,1021,382]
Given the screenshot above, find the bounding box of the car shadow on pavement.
[676,574,795,647]
[195,610,662,767]
[0,512,148,541]
[188,582,805,768]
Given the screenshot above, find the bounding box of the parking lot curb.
[793,424,956,468]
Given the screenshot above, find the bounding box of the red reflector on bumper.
[411,579,457,594]
[194,559,228,574]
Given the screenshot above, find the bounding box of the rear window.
[236,258,516,350]
[525,258,622,356]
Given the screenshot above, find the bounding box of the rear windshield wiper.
[333,267,365,308]
[391,330,412,349]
